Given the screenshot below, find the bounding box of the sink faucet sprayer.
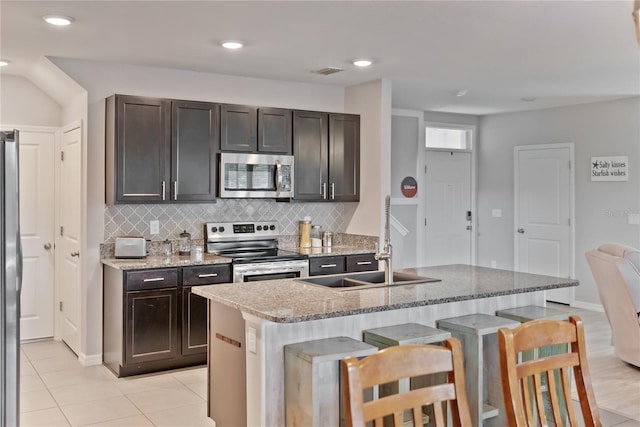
[375,195,393,284]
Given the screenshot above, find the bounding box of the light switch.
[491,209,502,218]
[628,213,640,225]
[247,327,257,354]
[150,220,160,235]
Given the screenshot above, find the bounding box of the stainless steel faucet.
[375,195,393,284]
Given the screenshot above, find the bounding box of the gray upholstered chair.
[585,244,640,367]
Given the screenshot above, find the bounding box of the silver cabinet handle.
[517,228,525,234]
[322,182,327,200]
[330,182,335,200]
[275,160,282,197]
[198,273,218,278]
[162,180,166,201]
[143,277,165,282]
[320,264,337,268]
[70,251,80,257]
[356,261,372,265]
[44,242,52,250]
[173,181,178,201]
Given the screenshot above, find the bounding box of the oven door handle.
[275,160,282,197]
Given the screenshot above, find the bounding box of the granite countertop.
[285,246,376,257]
[192,264,578,323]
[102,254,232,270]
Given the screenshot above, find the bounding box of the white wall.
[478,97,640,307]
[345,79,392,243]
[0,75,61,126]
[49,58,347,358]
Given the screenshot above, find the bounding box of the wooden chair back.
[341,339,472,427]
[498,316,601,427]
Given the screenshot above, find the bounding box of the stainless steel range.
[204,221,308,282]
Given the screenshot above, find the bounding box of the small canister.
[179,230,191,256]
[163,239,172,256]
[311,225,322,248]
[299,217,311,248]
[322,231,333,248]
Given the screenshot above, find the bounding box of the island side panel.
[244,291,545,426]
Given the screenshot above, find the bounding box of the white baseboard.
[79,352,102,366]
[572,300,604,313]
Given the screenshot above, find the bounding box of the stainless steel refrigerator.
[1,130,22,427]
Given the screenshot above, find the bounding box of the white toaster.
[114,236,147,258]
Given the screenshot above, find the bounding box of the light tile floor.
[18,305,640,426]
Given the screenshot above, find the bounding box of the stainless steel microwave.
[219,152,294,198]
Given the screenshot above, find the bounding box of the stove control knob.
[269,225,276,231]
[219,226,225,233]
[211,226,218,233]
[257,225,262,231]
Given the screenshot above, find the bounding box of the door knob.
[70,251,80,257]
[517,228,525,234]
[44,242,52,250]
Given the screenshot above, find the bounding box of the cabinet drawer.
[182,264,231,285]
[346,254,377,272]
[125,268,178,291]
[309,256,346,276]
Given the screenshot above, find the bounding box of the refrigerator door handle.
[16,229,22,293]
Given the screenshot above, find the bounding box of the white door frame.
[514,143,576,284]
[423,121,477,266]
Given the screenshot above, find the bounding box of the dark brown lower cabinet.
[103,264,230,377]
[125,288,178,364]
[181,286,208,356]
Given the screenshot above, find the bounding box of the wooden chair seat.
[498,316,602,427]
[341,339,472,427]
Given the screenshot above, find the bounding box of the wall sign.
[401,176,418,197]
[591,156,628,181]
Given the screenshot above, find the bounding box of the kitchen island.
[193,264,578,426]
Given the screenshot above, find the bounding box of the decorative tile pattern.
[104,201,356,242]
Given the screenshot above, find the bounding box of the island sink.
[297,271,441,291]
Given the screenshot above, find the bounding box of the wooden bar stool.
[437,313,520,427]
[364,323,452,425]
[284,336,378,427]
[496,305,571,423]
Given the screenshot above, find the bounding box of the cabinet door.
[258,108,292,154]
[125,288,178,364]
[329,114,360,202]
[181,286,208,356]
[112,95,171,203]
[171,101,219,202]
[220,104,257,152]
[293,111,329,201]
[309,256,346,276]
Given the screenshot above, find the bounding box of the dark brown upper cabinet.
[221,104,292,154]
[106,95,219,204]
[171,101,218,202]
[106,95,171,204]
[292,111,360,202]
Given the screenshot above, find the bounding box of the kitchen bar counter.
[101,254,231,270]
[192,264,577,323]
[194,265,578,426]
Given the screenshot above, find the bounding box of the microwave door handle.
[275,160,283,197]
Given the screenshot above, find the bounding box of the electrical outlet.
[150,220,160,235]
[491,260,497,268]
[247,327,257,354]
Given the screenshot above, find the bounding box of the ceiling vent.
[312,67,344,76]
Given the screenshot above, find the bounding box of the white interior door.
[515,145,574,304]
[58,125,82,354]
[425,151,472,266]
[18,129,55,340]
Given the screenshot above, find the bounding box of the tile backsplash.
[104,200,357,242]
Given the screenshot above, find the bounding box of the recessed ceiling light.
[353,59,372,67]
[0,60,9,67]
[221,41,243,49]
[43,15,74,26]
[521,97,537,102]
[455,89,467,97]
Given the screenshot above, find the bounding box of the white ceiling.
[2,1,639,115]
